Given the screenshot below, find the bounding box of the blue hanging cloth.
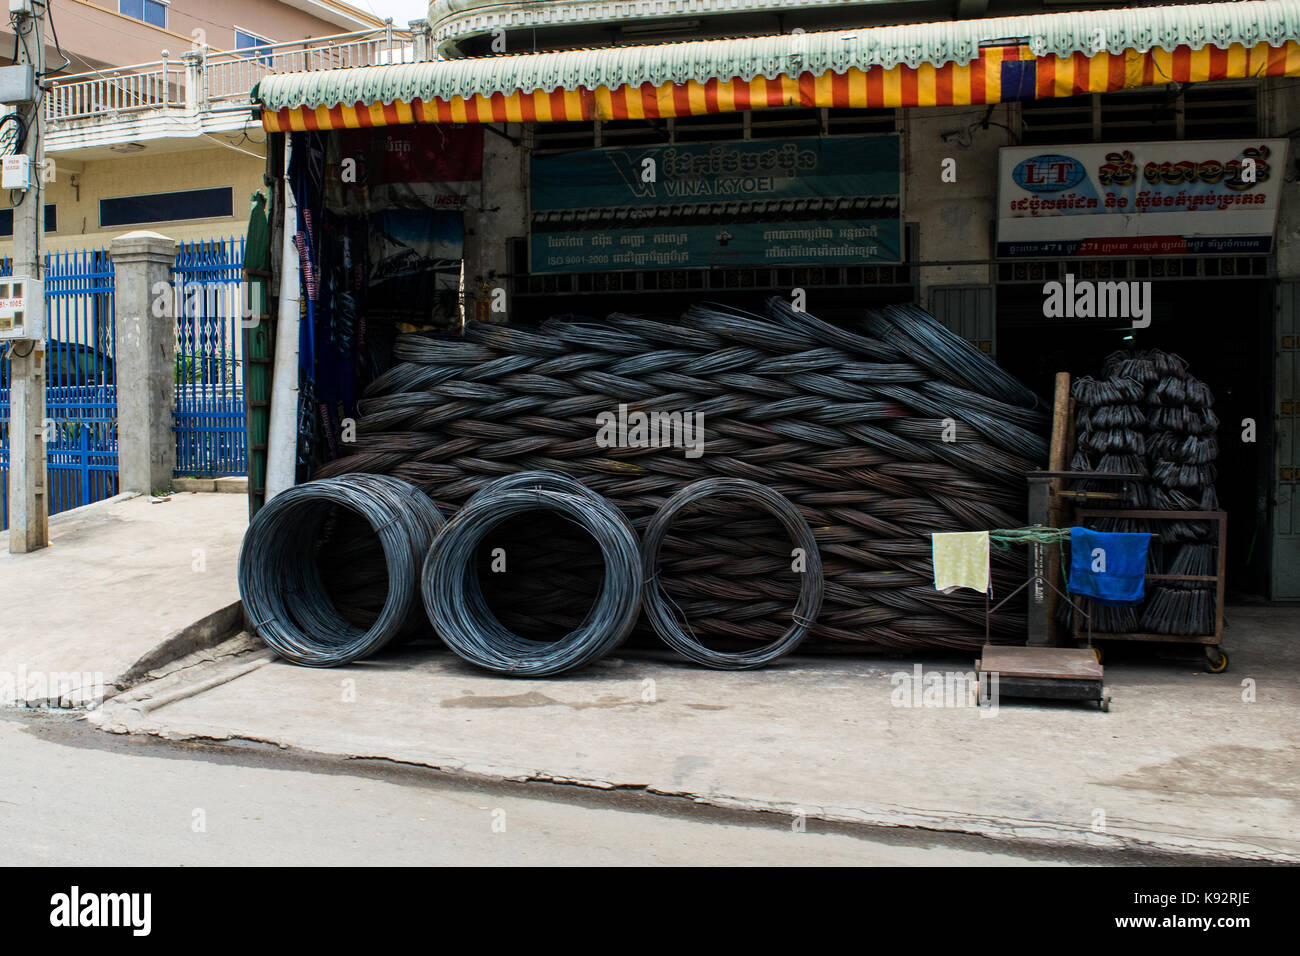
[1068,527,1152,606]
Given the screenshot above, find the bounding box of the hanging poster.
[325,124,483,215]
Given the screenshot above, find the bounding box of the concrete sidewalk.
[91,605,1300,862]
[0,493,246,706]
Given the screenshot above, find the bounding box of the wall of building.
[1265,79,1300,280]
[463,123,527,320]
[902,103,1014,302]
[0,0,374,74]
[0,145,265,258]
[80,0,361,52]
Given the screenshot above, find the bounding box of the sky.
[363,0,433,26]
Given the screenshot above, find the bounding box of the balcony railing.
[42,23,432,127]
[45,62,185,122]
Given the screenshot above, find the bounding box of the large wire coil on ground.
[421,471,643,675]
[319,298,1049,651]
[238,473,446,666]
[642,477,823,669]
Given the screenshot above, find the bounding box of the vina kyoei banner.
[997,139,1288,258]
[529,135,901,273]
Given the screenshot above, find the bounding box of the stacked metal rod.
[1070,349,1220,635]
[316,298,1049,651]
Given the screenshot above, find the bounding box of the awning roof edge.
[252,0,1300,112]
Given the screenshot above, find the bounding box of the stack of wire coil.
[316,297,1050,652]
[1069,350,1220,635]
[1070,358,1157,632]
[1138,351,1220,635]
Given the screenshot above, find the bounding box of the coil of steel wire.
[641,477,823,669]
[421,471,643,676]
[317,297,1049,652]
[238,473,446,667]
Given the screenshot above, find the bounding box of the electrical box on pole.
[0,276,44,340]
[2,154,32,189]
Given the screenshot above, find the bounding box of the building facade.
[0,0,385,255]
[249,0,1300,600]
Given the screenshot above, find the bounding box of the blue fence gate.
[173,238,247,477]
[1,250,117,531]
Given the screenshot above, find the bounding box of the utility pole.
[6,0,47,552]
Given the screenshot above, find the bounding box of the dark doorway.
[996,277,1273,597]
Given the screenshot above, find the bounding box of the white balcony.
[41,23,435,156]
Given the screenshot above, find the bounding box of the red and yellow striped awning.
[261,40,1300,133]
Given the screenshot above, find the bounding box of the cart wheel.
[1204,648,1229,673]
[1100,687,1110,713]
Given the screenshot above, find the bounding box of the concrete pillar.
[408,18,431,61]
[463,123,526,323]
[111,230,177,495]
[182,49,207,114]
[902,104,1010,302]
[1265,79,1300,280]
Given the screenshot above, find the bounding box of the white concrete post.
[182,49,205,113]
[409,19,431,61]
[265,136,301,501]
[111,230,178,496]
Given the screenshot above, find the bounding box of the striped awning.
[260,41,1300,132]
[254,0,1300,131]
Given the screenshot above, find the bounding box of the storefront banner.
[529,135,901,273]
[996,139,1287,258]
[326,125,483,216]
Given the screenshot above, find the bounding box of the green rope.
[988,527,1071,549]
[987,526,1079,629]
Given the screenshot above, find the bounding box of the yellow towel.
[931,531,990,595]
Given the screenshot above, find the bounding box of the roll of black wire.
[238,473,446,667]
[641,477,824,669]
[421,471,643,676]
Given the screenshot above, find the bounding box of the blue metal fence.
[1,237,248,530]
[0,250,118,531]
[173,237,247,477]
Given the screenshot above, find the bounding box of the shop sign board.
[529,135,901,273]
[996,139,1287,258]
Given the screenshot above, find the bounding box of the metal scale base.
[976,645,1110,711]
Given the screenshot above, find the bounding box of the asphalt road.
[0,710,1191,866]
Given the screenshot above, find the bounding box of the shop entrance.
[995,273,1274,598]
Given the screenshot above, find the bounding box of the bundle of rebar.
[1071,349,1219,635]
[315,297,1049,651]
